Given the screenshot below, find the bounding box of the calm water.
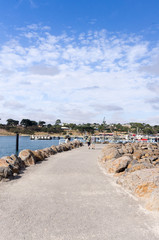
[0,136,61,158]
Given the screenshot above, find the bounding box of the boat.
[30,135,52,140]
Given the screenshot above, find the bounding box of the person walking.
[91,135,96,149]
[86,135,91,149]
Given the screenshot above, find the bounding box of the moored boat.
[30,135,52,140]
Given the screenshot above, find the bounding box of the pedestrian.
[86,136,91,149]
[91,135,96,149]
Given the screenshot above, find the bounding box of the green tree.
[77,123,94,134]
[7,119,19,126]
[38,121,46,127]
[154,125,159,134]
[20,119,37,127]
[55,119,61,125]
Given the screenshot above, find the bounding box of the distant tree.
[55,119,61,125]
[30,120,38,126]
[7,119,19,126]
[98,124,105,132]
[67,123,77,130]
[77,123,94,134]
[154,125,159,133]
[20,119,37,127]
[143,127,154,135]
[38,121,46,127]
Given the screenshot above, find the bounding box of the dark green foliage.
[7,119,19,126]
[38,121,46,127]
[20,119,37,127]
[1,118,159,135]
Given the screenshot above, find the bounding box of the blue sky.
[0,0,159,124]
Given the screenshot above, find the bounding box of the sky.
[0,0,159,125]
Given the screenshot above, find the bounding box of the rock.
[10,154,25,169]
[127,160,138,168]
[32,150,45,162]
[102,145,121,162]
[19,149,36,167]
[117,168,159,198]
[153,150,159,155]
[105,155,132,174]
[0,159,13,179]
[153,159,159,166]
[118,148,124,155]
[42,147,54,156]
[56,145,63,152]
[145,188,159,211]
[39,148,54,158]
[145,152,151,158]
[127,162,153,173]
[149,156,158,163]
[39,150,49,158]
[133,150,143,160]
[69,143,74,149]
[125,146,134,154]
[2,155,21,174]
[62,144,71,151]
[72,141,81,148]
[50,145,58,154]
[100,142,159,211]
[38,150,46,158]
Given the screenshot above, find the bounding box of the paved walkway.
[0,144,159,240]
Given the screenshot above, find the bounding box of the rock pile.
[0,141,83,182]
[100,142,159,211]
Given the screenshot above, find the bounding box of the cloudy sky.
[0,0,159,124]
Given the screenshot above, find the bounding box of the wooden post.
[16,133,19,154]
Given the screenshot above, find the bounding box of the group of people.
[65,135,96,149]
[86,135,96,149]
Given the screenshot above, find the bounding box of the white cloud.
[29,65,60,76]
[140,55,159,76]
[92,104,123,112]
[0,27,159,124]
[0,95,4,101]
[3,101,25,109]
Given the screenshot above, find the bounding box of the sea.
[0,136,65,158]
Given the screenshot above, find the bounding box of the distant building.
[61,126,70,130]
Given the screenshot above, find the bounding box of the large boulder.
[19,149,36,167]
[127,162,153,173]
[105,155,132,174]
[39,149,49,158]
[117,168,159,198]
[42,147,54,156]
[123,144,134,154]
[102,145,121,162]
[1,155,23,174]
[32,150,45,162]
[133,150,143,160]
[56,145,64,152]
[50,145,58,154]
[10,154,25,170]
[61,144,71,151]
[0,159,13,179]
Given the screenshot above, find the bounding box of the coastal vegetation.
[0,118,159,135]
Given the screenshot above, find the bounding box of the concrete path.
[0,144,159,240]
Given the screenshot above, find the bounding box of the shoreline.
[0,133,84,137]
